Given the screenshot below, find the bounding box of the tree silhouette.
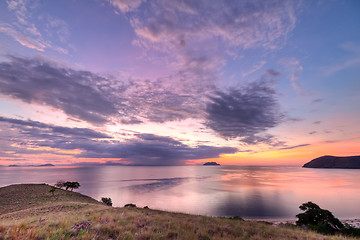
[64,181,80,191]
[296,201,343,234]
[55,180,65,189]
[101,197,112,206]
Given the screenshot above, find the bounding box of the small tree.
[64,181,80,191]
[101,197,112,206]
[49,186,56,195]
[55,180,65,189]
[296,201,344,234]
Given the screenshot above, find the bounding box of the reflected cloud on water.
[214,190,289,218]
[125,177,189,193]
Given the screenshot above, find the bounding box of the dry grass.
[0,184,357,240]
[0,184,100,215]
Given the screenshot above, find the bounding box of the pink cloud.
[0,24,45,51]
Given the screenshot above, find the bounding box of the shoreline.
[246,218,360,228]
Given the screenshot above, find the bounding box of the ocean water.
[0,165,359,219]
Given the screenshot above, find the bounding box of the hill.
[303,155,360,169]
[0,184,356,239]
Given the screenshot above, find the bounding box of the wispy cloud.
[0,23,46,51]
[124,0,298,50]
[265,69,281,77]
[2,0,70,53]
[281,57,304,95]
[242,61,267,77]
[278,144,310,150]
[108,0,144,13]
[0,116,111,139]
[324,58,360,76]
[323,42,360,76]
[311,98,322,103]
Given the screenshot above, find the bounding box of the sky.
[0,0,359,166]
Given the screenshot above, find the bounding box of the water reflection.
[215,189,288,218]
[0,166,359,219]
[126,177,210,193]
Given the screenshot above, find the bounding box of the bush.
[230,216,244,221]
[341,225,360,237]
[101,197,112,206]
[124,203,136,208]
[49,186,56,195]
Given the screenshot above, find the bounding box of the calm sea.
[0,165,359,219]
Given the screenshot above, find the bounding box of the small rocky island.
[303,155,360,169]
[203,162,220,166]
[8,163,55,167]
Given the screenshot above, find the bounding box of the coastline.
[247,218,360,229]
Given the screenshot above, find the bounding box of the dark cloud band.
[0,117,237,165]
[0,56,118,124]
[205,80,284,144]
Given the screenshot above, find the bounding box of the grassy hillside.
[0,184,100,215]
[0,184,356,240]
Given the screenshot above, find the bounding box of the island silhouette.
[203,162,220,166]
[303,155,360,169]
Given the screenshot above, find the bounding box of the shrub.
[341,225,360,237]
[101,197,112,206]
[49,186,56,195]
[230,216,244,221]
[124,203,136,208]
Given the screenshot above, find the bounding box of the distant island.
[8,163,55,167]
[203,162,220,166]
[303,155,360,169]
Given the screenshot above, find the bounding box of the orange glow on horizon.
[189,139,360,166]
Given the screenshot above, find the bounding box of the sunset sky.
[0,0,359,166]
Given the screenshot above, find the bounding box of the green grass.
[0,184,357,239]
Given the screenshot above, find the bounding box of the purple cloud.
[205,79,284,144]
[126,0,298,50]
[278,144,310,150]
[0,117,237,165]
[0,56,205,125]
[0,56,119,124]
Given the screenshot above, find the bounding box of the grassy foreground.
[0,184,356,240]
